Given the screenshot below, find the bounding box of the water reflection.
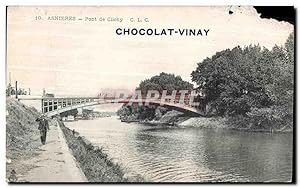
[65,117,293,182]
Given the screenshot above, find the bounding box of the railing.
[38,95,206,115]
[42,97,98,113]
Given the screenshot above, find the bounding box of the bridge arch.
[18,97,206,117]
[44,99,206,117]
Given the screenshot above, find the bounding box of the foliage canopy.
[191,33,294,120]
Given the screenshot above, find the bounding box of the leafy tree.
[192,46,270,115]
[191,32,294,119]
[266,33,294,108]
[6,84,27,96]
[6,84,13,96]
[117,105,132,117]
[118,73,192,121]
[137,72,193,94]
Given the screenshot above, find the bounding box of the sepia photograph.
[5,5,295,183]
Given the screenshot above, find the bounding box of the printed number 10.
[35,16,42,20]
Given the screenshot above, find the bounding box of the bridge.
[18,95,206,117]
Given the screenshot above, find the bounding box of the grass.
[59,121,144,182]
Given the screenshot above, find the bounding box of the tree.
[192,46,269,115]
[191,32,294,118]
[6,84,13,96]
[261,33,294,128]
[137,72,193,94]
[117,105,132,117]
[6,84,28,96]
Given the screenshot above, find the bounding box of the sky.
[7,6,293,96]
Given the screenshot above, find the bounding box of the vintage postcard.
[6,6,295,183]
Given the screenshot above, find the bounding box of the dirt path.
[20,122,87,182]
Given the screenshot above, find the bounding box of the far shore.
[119,113,293,133]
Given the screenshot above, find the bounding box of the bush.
[225,115,251,129]
[247,106,293,131]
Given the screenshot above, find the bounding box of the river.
[65,116,293,182]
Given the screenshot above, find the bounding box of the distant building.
[42,88,54,97]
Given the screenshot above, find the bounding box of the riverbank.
[6,98,87,182]
[118,105,292,133]
[142,116,292,133]
[6,98,144,182]
[7,98,138,182]
[59,121,144,182]
[119,107,189,126]
[6,98,41,182]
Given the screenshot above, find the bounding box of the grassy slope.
[6,98,41,179]
[60,122,144,182]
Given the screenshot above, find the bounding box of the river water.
[65,116,293,182]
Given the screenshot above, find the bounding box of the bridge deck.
[19,97,206,117]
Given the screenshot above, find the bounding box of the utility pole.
[9,72,11,85]
[15,81,18,99]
